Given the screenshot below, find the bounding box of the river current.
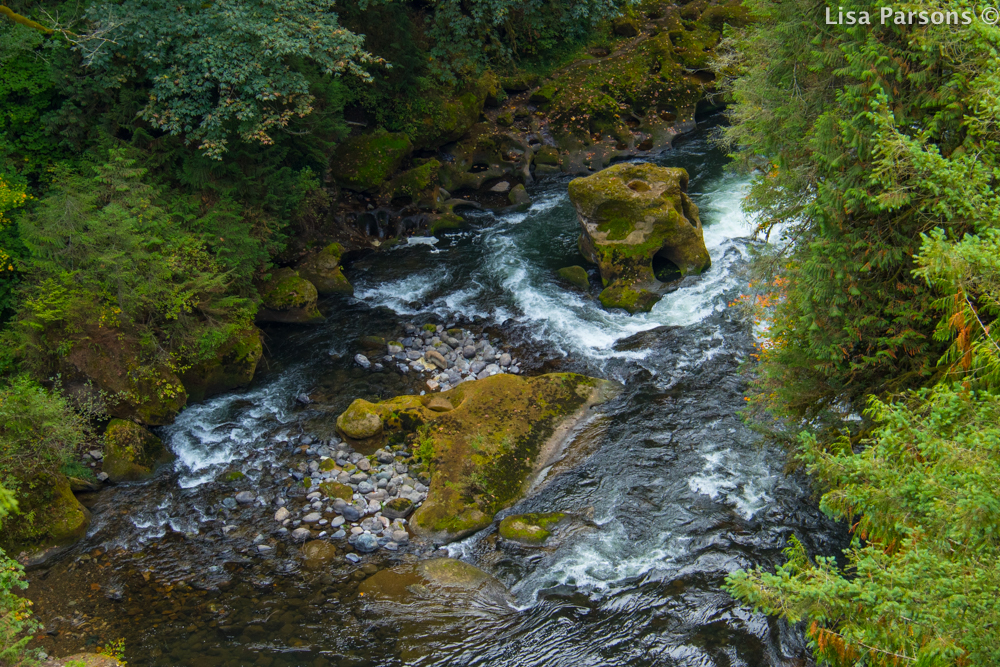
[27,122,844,667]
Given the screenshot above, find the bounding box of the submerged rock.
[102,419,175,482]
[256,268,323,324]
[568,163,711,313]
[296,243,353,295]
[358,558,510,605]
[335,373,620,542]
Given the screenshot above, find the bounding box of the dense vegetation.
[719,0,1000,663]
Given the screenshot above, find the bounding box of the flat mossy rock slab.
[296,243,353,295]
[103,419,175,482]
[319,481,354,502]
[568,163,711,314]
[51,654,123,667]
[358,558,510,606]
[337,373,620,543]
[498,512,566,545]
[1,473,90,562]
[181,327,262,403]
[330,132,413,192]
[257,268,323,324]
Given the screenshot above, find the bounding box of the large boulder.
[0,472,90,562]
[498,512,566,545]
[330,132,413,192]
[295,243,353,296]
[335,373,620,543]
[181,327,263,403]
[102,419,175,482]
[336,399,384,440]
[568,163,710,313]
[256,268,323,324]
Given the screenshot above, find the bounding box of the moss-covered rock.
[257,268,323,324]
[330,132,413,192]
[568,162,710,313]
[103,419,175,482]
[557,266,591,290]
[335,373,619,543]
[336,399,384,440]
[380,160,441,210]
[498,512,566,544]
[301,540,339,570]
[181,327,263,403]
[382,497,415,519]
[0,472,90,559]
[534,146,561,166]
[319,481,354,502]
[410,84,489,150]
[296,243,353,296]
[508,184,531,210]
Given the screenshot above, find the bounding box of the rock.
[426,379,440,392]
[336,399,383,440]
[88,449,104,460]
[499,353,512,367]
[489,181,511,193]
[274,507,291,522]
[463,345,477,359]
[345,552,360,563]
[96,472,109,483]
[426,396,454,412]
[355,533,380,553]
[256,268,323,323]
[380,160,443,209]
[330,132,413,192]
[557,265,591,290]
[354,354,371,369]
[508,184,531,209]
[387,343,403,355]
[102,419,175,482]
[319,481,354,502]
[301,540,339,569]
[0,473,90,560]
[68,476,100,492]
[50,653,123,667]
[358,558,511,607]
[302,512,322,523]
[296,393,312,405]
[382,497,415,520]
[498,512,566,544]
[291,527,312,541]
[296,243,352,295]
[356,458,372,471]
[341,505,362,522]
[484,364,500,375]
[613,16,640,36]
[257,544,274,554]
[425,349,448,370]
[568,163,711,313]
[470,361,487,375]
[391,529,409,543]
[235,491,256,504]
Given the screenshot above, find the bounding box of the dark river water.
[27,121,844,667]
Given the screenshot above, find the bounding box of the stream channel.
[27,119,845,667]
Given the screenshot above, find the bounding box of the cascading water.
[26,121,844,667]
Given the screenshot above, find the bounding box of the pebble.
[354,353,371,369]
[257,545,273,554]
[296,393,312,405]
[331,516,345,527]
[274,507,290,522]
[291,527,311,541]
[341,505,362,522]
[383,542,398,551]
[463,345,477,359]
[356,458,372,471]
[88,450,104,460]
[355,534,379,553]
[222,497,238,509]
[302,512,322,523]
[345,553,360,563]
[500,353,512,367]
[96,472,109,482]
[490,181,511,192]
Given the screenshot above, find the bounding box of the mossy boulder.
[103,419,175,482]
[181,327,263,403]
[336,373,620,543]
[330,132,413,192]
[336,399,384,440]
[410,83,489,150]
[568,162,711,313]
[534,146,560,166]
[257,268,323,324]
[557,266,591,290]
[380,160,441,209]
[296,243,353,296]
[498,512,566,544]
[0,472,91,559]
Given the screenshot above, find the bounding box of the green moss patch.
[330,132,413,192]
[336,399,384,440]
[557,266,590,290]
[103,419,175,482]
[0,472,91,554]
[319,481,354,501]
[297,244,353,296]
[498,512,566,544]
[181,327,262,403]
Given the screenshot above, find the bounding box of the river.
[26,120,844,667]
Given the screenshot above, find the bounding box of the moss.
[338,373,618,542]
[221,470,246,482]
[429,212,464,235]
[336,399,384,440]
[599,282,660,314]
[181,327,262,403]
[498,512,566,544]
[422,323,438,332]
[318,458,338,472]
[557,266,590,290]
[529,84,559,106]
[0,472,91,554]
[318,481,353,501]
[103,419,175,482]
[296,245,353,296]
[258,268,323,323]
[330,132,413,192]
[496,110,514,127]
[381,160,441,208]
[500,73,540,92]
[534,146,560,166]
